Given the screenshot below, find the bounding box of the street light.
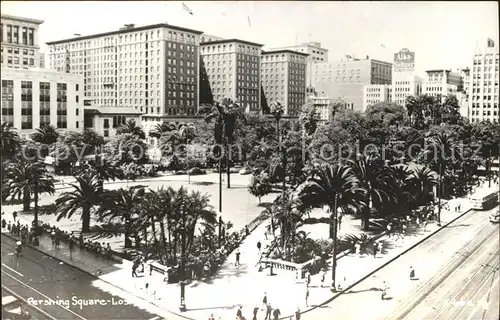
[437,163,443,227]
[179,202,187,312]
[331,193,342,290]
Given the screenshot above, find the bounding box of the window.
[1,80,14,126]
[57,83,67,128]
[21,81,33,129]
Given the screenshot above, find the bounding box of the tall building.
[270,41,328,95]
[458,67,471,118]
[312,56,392,112]
[199,39,262,113]
[363,84,392,111]
[1,14,44,69]
[469,38,499,123]
[200,34,225,43]
[46,23,203,138]
[261,49,308,116]
[391,48,423,106]
[422,69,463,102]
[1,67,84,139]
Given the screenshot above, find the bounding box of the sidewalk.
[1,181,496,320]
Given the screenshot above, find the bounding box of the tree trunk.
[226,142,231,188]
[23,189,31,211]
[173,233,178,264]
[159,220,168,259]
[34,181,39,234]
[150,216,158,249]
[81,206,91,233]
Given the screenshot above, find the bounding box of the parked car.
[489,212,500,224]
[239,167,252,175]
[188,167,207,175]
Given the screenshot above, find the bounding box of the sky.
[2,1,498,75]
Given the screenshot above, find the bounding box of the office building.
[309,96,354,121]
[458,67,471,118]
[1,67,84,139]
[261,49,308,116]
[363,84,392,111]
[46,23,203,139]
[422,69,463,102]
[391,48,423,106]
[1,14,44,69]
[269,41,328,94]
[199,39,262,113]
[200,34,225,43]
[469,38,499,123]
[312,56,392,112]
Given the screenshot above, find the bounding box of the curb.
[1,232,193,320]
[288,207,475,320]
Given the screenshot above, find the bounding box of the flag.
[247,16,251,27]
[182,2,193,15]
[487,38,495,48]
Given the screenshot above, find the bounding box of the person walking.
[236,306,243,319]
[252,306,258,320]
[257,241,262,252]
[373,241,378,258]
[381,281,388,300]
[409,266,416,280]
[132,262,138,277]
[320,268,326,287]
[265,303,272,320]
[208,314,215,320]
[377,241,383,256]
[235,249,241,266]
[305,286,309,307]
[305,270,311,287]
[272,307,281,320]
[12,211,17,222]
[295,308,301,320]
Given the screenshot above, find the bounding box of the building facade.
[458,67,471,118]
[1,14,44,69]
[312,56,392,112]
[363,84,392,111]
[469,39,499,123]
[269,41,328,95]
[261,49,308,116]
[46,23,203,138]
[309,96,354,121]
[83,107,142,139]
[199,39,262,113]
[1,67,84,139]
[200,34,225,43]
[391,48,423,106]
[422,69,463,102]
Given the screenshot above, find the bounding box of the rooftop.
[262,49,309,57]
[1,14,44,25]
[84,107,143,115]
[200,38,263,47]
[46,23,203,45]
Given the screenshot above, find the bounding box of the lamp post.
[179,202,187,312]
[331,193,341,290]
[437,162,443,227]
[218,215,223,248]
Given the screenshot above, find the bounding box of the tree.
[200,98,245,188]
[405,95,438,129]
[365,102,408,128]
[150,122,177,139]
[55,172,107,233]
[299,103,320,135]
[409,166,437,206]
[116,119,145,139]
[4,160,55,212]
[248,174,272,204]
[1,122,21,161]
[104,133,149,165]
[31,124,59,146]
[183,190,217,252]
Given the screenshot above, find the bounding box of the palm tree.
[152,186,178,261]
[98,185,146,248]
[1,122,21,161]
[150,122,177,139]
[183,190,217,252]
[386,165,413,217]
[299,103,319,136]
[349,155,393,231]
[409,166,437,207]
[31,124,59,145]
[273,191,303,257]
[116,119,145,139]
[55,172,106,233]
[4,160,55,212]
[76,158,123,191]
[299,163,365,289]
[200,98,244,188]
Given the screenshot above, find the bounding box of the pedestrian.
[252,306,258,320]
[69,238,74,260]
[265,303,272,320]
[320,268,326,287]
[305,270,311,286]
[132,262,138,277]
[1,218,6,229]
[272,307,281,320]
[236,305,243,319]
[235,249,240,266]
[416,216,420,227]
[305,286,309,307]
[355,241,361,255]
[12,211,17,222]
[458,204,461,212]
[262,292,268,310]
[387,223,392,238]
[7,221,11,232]
[208,314,215,320]
[373,241,378,258]
[409,266,415,280]
[257,241,262,252]
[381,281,388,300]
[55,235,61,249]
[402,224,407,235]
[377,241,383,255]
[51,231,56,246]
[423,220,428,232]
[295,308,301,320]
[245,225,250,236]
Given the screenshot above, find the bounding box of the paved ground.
[2,287,51,320]
[302,206,500,320]
[1,234,163,320]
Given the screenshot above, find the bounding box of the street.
[303,206,500,320]
[1,235,161,320]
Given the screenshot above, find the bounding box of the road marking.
[464,272,499,320]
[2,285,57,320]
[2,263,23,277]
[1,270,87,320]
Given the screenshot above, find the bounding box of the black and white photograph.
[1,1,499,320]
